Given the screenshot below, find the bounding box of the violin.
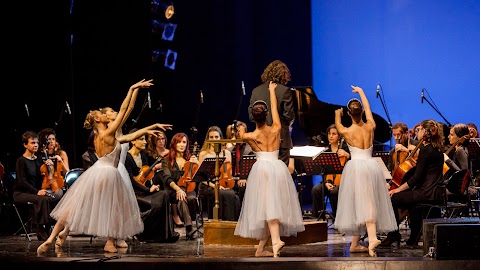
[135,155,162,186]
[40,147,64,192]
[177,141,199,193]
[442,135,469,177]
[219,155,234,189]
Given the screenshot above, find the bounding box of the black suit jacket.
[248,82,295,149]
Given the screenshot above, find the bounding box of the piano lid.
[290,86,390,148]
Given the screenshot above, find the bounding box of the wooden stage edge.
[203,220,328,246]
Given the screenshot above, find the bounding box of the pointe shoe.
[37,242,51,256]
[255,250,274,257]
[368,239,382,257]
[116,239,128,248]
[349,244,368,253]
[104,242,118,253]
[55,231,67,249]
[273,241,285,258]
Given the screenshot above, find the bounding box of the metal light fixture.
[152,49,177,70]
[151,0,175,19]
[152,20,177,41]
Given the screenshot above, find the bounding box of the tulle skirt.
[234,151,305,240]
[50,158,144,239]
[334,151,397,235]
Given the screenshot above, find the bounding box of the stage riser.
[3,260,480,270]
[203,220,327,245]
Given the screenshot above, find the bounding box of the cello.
[389,136,425,190]
[391,132,412,173]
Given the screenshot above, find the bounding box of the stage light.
[152,49,177,70]
[152,20,177,41]
[151,0,174,19]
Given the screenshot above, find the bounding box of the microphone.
[147,91,151,109]
[241,81,246,95]
[25,104,30,117]
[421,88,424,104]
[157,100,163,112]
[376,84,380,98]
[200,90,204,104]
[66,101,71,115]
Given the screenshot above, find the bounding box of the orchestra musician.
[311,124,350,220]
[387,122,419,173]
[146,131,169,189]
[13,131,56,241]
[124,129,180,243]
[198,126,240,221]
[381,120,445,248]
[159,133,197,239]
[443,123,473,209]
[38,128,70,201]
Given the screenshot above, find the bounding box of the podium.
[203,141,328,245]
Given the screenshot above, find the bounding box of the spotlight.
[151,0,174,19]
[152,49,177,70]
[152,20,177,41]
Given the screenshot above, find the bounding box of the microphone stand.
[376,87,394,149]
[128,95,149,131]
[53,102,68,128]
[421,94,452,128]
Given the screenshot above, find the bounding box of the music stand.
[373,151,390,167]
[237,155,256,179]
[468,139,480,161]
[303,152,344,223]
[190,157,226,233]
[468,138,480,184]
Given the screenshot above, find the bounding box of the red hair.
[167,133,191,167]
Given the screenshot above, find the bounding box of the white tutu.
[234,151,305,240]
[334,145,397,235]
[50,141,143,239]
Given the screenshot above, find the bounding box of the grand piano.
[290,86,391,151]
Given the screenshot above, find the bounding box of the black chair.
[1,170,36,241]
[414,170,472,245]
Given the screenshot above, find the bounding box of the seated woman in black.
[381,119,445,247]
[159,132,198,239]
[124,129,179,243]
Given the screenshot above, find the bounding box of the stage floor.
[1,217,478,270]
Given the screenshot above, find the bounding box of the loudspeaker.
[434,223,480,259]
[422,217,480,255]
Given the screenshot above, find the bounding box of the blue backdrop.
[312,0,479,131]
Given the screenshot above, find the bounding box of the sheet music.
[373,157,392,180]
[290,146,327,160]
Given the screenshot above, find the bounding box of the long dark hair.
[421,119,444,150]
[167,133,191,167]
